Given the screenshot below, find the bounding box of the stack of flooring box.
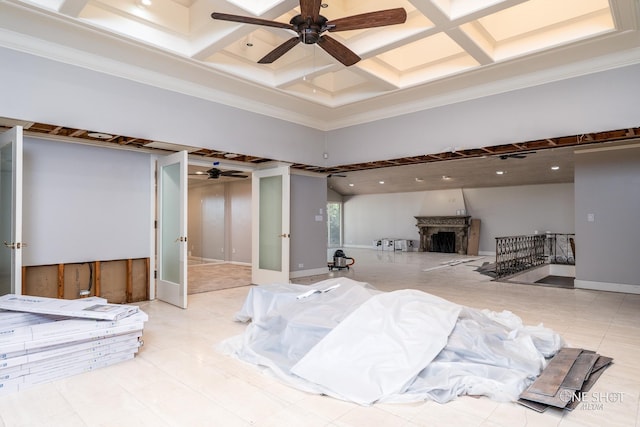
[518,347,613,412]
[0,294,147,395]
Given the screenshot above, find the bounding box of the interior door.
[157,151,188,308]
[0,126,23,296]
[251,165,290,285]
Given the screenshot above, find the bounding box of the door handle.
[279,233,290,238]
[174,236,188,242]
[3,241,27,249]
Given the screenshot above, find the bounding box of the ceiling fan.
[211,1,407,66]
[189,167,249,179]
[498,151,536,160]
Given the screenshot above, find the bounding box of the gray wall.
[228,180,252,264]
[290,174,328,276]
[187,179,252,264]
[574,144,640,292]
[2,46,639,171]
[0,47,325,167]
[22,137,152,265]
[342,184,574,255]
[463,184,574,253]
[188,182,225,262]
[326,63,640,166]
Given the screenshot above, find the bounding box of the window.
[327,202,342,248]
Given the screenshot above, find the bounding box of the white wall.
[22,138,152,265]
[343,189,466,247]
[463,183,574,253]
[343,184,574,254]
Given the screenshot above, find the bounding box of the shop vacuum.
[329,249,355,271]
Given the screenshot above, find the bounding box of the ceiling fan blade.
[211,12,294,30]
[317,35,360,66]
[327,8,407,32]
[258,37,300,63]
[299,0,322,21]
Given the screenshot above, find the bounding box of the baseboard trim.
[290,267,329,279]
[574,280,640,294]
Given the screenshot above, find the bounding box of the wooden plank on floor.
[526,347,583,396]
[520,386,575,408]
[590,355,613,375]
[561,351,599,390]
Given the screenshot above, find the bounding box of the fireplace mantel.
[415,216,471,254]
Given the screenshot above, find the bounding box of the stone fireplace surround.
[415,216,471,255]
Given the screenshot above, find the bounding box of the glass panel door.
[157,151,188,308]
[0,126,23,296]
[252,165,290,285]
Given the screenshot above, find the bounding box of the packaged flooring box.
[0,294,139,321]
[0,295,146,396]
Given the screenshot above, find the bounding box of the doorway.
[186,162,253,293]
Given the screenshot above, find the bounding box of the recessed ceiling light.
[496,170,505,175]
[415,177,424,182]
[140,0,152,6]
[348,183,354,187]
[379,181,385,184]
[442,175,451,180]
[87,132,113,139]
[551,165,560,170]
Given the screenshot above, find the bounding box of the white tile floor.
[1,249,638,427]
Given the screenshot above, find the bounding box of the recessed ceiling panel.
[312,69,369,93]
[471,0,615,61]
[225,0,287,16]
[477,0,612,42]
[377,33,467,72]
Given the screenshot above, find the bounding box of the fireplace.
[415,216,471,254]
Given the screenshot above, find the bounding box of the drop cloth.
[220,278,563,405]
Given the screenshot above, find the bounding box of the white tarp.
[220,278,563,406]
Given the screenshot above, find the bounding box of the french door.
[0,126,23,296]
[251,165,290,285]
[157,151,188,308]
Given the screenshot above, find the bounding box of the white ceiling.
[1,0,638,131]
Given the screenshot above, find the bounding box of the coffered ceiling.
[1,0,638,129]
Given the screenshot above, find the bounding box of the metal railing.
[495,235,547,278]
[545,233,576,265]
